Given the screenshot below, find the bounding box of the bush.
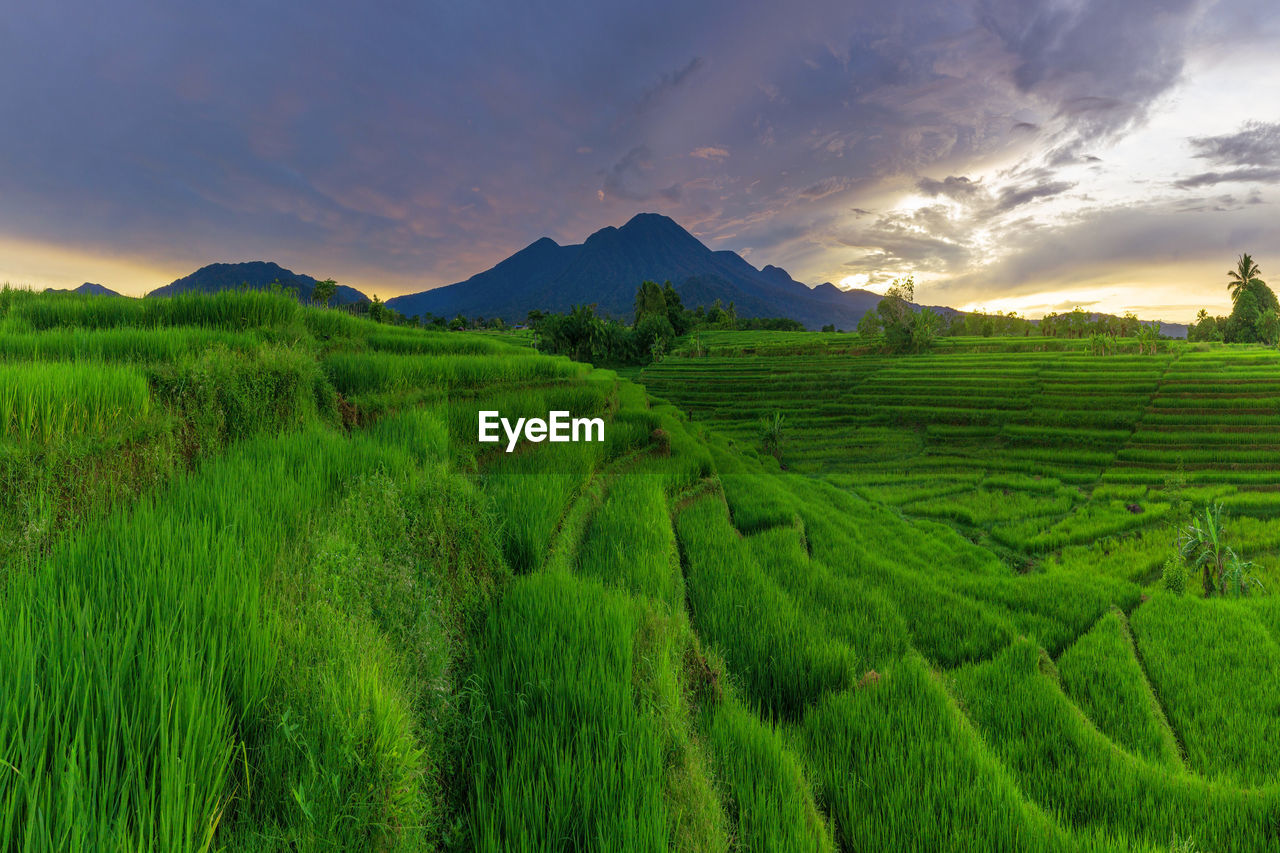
[1161,556,1187,595]
[759,410,785,459]
[631,313,675,362]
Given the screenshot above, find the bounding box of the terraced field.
[4,294,1279,851]
[644,341,1280,583]
[639,334,1280,849]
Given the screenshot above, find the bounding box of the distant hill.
[44,282,121,296]
[386,213,888,330]
[148,261,369,306]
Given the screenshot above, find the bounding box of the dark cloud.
[917,175,981,199]
[1189,121,1280,167]
[637,57,705,111]
[835,205,973,274]
[1174,168,1280,189]
[992,180,1073,212]
[798,177,857,200]
[601,146,656,201]
[975,0,1201,167]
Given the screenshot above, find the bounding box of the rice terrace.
[5,1,1280,851]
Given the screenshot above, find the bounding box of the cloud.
[917,175,982,199]
[992,179,1073,212]
[638,57,705,111]
[798,176,857,200]
[1189,121,1280,167]
[691,146,730,160]
[600,145,655,201]
[1174,167,1280,189]
[834,205,973,274]
[0,0,1271,310]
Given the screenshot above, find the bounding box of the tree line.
[1187,254,1278,344]
[310,253,1276,351]
[530,281,804,365]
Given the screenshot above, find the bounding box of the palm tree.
[1227,253,1264,306]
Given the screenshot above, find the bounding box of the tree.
[311,278,338,307]
[1066,307,1089,339]
[1223,253,1278,342]
[1188,308,1222,342]
[1227,253,1264,307]
[661,281,690,334]
[634,280,667,324]
[856,310,882,338]
[368,295,388,323]
[1259,308,1280,346]
[631,313,675,362]
[1226,287,1261,342]
[876,275,916,352]
[911,307,941,353]
[1135,322,1160,355]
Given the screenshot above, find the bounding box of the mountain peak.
[149,260,369,305]
[76,282,120,296]
[621,211,678,230]
[385,212,887,329]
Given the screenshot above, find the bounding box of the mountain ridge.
[386,213,886,329]
[148,261,370,306]
[43,282,121,296]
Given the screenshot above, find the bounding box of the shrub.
[1161,556,1187,595]
[759,410,785,459]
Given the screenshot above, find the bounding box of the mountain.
[386,213,886,329]
[44,282,121,296]
[148,261,369,306]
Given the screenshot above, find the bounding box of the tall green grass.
[801,657,1081,851]
[0,362,151,442]
[1056,609,1185,771]
[950,639,1280,850]
[1131,594,1280,787]
[676,494,856,719]
[461,573,672,850]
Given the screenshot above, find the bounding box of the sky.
[1,0,1278,320]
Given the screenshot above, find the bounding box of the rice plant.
[0,362,151,442]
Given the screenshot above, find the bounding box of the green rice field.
[2,295,1278,851]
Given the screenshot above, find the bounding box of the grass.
[1130,594,1280,787]
[460,572,674,851]
[676,493,857,719]
[1056,609,1186,771]
[6,300,1280,851]
[0,361,151,442]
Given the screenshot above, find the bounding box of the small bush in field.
[759,410,785,459]
[1161,556,1187,595]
